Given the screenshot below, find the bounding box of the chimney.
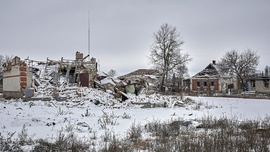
[212,60,216,65]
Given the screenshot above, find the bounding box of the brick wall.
[191,78,219,92]
[3,62,32,98]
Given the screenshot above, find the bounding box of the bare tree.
[216,49,260,91]
[149,23,191,91]
[0,55,3,79]
[0,55,4,67]
[176,64,188,83]
[175,64,188,79]
[0,55,13,80]
[0,54,13,68]
[107,69,117,77]
[265,66,269,77]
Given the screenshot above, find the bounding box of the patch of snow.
[100,77,116,86]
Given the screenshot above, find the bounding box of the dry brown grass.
[2,115,270,151]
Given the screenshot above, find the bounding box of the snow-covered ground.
[189,96,270,120]
[1,92,270,146]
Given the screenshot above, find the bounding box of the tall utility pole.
[88,11,90,60]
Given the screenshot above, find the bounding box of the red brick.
[20,72,27,76]
[20,67,27,71]
[20,77,27,81]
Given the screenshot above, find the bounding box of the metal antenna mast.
[88,10,90,60]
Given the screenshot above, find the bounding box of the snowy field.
[1,92,270,151]
[1,94,270,139]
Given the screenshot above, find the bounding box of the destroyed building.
[95,73,125,92]
[246,67,270,94]
[2,56,33,98]
[1,51,98,99]
[191,60,237,95]
[58,51,97,87]
[1,51,188,100]
[118,69,160,94]
[92,69,161,101]
[118,69,160,84]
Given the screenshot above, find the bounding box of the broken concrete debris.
[1,52,161,102]
[125,81,135,94]
[94,69,161,101]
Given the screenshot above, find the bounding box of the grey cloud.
[0,0,270,76]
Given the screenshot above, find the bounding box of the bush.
[124,116,270,151]
[32,131,89,152]
[3,116,270,151]
[127,122,142,141]
[17,124,34,146]
[0,132,23,152]
[98,110,118,129]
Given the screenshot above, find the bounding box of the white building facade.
[3,56,32,98]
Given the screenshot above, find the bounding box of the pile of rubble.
[1,54,184,107]
[31,63,158,101]
[28,63,184,107]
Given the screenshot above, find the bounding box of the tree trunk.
[237,77,245,92]
[159,72,166,92]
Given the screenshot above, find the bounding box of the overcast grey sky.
[1,0,270,76]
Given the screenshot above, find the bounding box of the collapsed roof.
[118,69,160,80]
[193,61,220,78]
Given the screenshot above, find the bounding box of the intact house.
[2,56,33,98]
[190,60,237,96]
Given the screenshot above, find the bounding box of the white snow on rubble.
[1,63,270,151]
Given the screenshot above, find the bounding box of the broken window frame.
[203,80,207,88]
[264,79,269,89]
[210,80,214,87]
[250,79,256,88]
[228,84,234,89]
[196,80,200,88]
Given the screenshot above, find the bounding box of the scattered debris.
[0,52,189,108]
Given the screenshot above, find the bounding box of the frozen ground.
[189,96,270,120]
[0,90,270,150]
[1,92,270,145]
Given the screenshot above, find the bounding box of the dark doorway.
[80,73,89,87]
